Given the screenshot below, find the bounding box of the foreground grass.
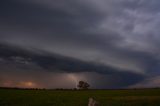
[0,89,160,106]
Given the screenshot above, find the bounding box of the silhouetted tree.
[77,81,90,89]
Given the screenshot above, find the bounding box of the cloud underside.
[0,44,144,88]
[0,0,160,88]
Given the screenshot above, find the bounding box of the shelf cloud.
[0,0,160,88]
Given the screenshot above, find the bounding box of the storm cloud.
[0,0,160,89]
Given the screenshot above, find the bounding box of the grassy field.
[0,89,160,106]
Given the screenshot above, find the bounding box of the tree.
[77,81,90,89]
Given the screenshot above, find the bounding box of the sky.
[0,0,160,89]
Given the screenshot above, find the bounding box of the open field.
[0,89,160,106]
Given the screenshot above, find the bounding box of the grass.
[0,89,160,106]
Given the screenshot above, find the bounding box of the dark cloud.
[0,43,145,88]
[0,0,160,88]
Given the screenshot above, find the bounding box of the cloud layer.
[0,0,160,88]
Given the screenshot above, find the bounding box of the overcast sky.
[0,0,160,89]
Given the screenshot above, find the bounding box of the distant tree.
[73,88,77,90]
[77,81,90,89]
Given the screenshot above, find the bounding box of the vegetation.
[77,81,90,89]
[0,88,160,106]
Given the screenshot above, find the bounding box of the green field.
[0,89,160,106]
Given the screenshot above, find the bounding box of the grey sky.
[0,0,160,88]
